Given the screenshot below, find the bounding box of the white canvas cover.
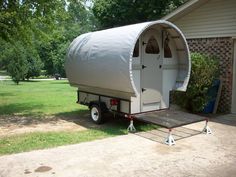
[65,20,190,97]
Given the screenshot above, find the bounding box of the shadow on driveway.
[210,114,236,127]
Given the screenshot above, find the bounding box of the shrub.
[173,53,219,113]
[6,45,29,84]
[4,42,43,83]
[25,55,43,80]
[7,56,28,85]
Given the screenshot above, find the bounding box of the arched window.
[145,36,160,54]
[164,40,172,58]
[133,39,139,57]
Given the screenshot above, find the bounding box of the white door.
[232,40,236,113]
[141,29,162,112]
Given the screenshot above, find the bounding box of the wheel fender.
[89,101,108,112]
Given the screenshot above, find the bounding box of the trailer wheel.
[90,105,104,124]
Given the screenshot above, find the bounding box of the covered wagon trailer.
[66,20,212,144]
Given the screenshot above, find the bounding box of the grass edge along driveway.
[0,80,158,155]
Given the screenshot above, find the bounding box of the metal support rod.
[202,119,212,134]
[127,115,136,133]
[165,129,176,146]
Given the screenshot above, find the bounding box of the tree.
[0,0,66,43]
[0,0,67,80]
[25,53,43,80]
[38,0,97,77]
[6,44,29,84]
[93,0,186,28]
[0,41,43,83]
[1,0,98,81]
[0,0,68,82]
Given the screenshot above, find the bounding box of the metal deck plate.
[134,110,206,129]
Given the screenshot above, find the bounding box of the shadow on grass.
[0,80,40,85]
[56,110,158,136]
[21,80,40,83]
[0,92,16,97]
[50,81,69,84]
[0,108,87,128]
[0,102,157,137]
[0,103,43,120]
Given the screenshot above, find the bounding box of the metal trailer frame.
[77,90,212,146]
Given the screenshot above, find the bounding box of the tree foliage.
[0,0,96,83]
[5,43,29,84]
[93,0,186,28]
[1,41,43,83]
[25,53,43,80]
[37,0,97,77]
[0,0,66,43]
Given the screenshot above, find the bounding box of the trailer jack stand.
[127,119,136,133]
[165,129,175,146]
[202,119,212,134]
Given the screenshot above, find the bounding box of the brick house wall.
[187,37,234,113]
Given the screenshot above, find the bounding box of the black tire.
[90,104,104,124]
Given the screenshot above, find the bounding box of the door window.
[164,40,172,58]
[145,36,160,54]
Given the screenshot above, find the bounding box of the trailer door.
[141,29,163,112]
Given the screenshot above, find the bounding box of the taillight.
[110,98,119,106]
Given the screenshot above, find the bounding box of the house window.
[164,41,172,58]
[133,39,139,57]
[145,36,160,54]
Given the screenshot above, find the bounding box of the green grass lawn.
[0,80,85,117]
[0,80,157,155]
[0,121,157,155]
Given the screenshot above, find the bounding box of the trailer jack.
[202,119,212,134]
[127,118,136,133]
[165,129,175,146]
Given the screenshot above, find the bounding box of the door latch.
[159,65,162,69]
[142,41,147,45]
[142,88,146,92]
[142,65,147,69]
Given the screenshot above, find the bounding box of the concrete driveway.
[0,115,236,177]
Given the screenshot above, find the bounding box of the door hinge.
[142,88,146,92]
[142,65,147,69]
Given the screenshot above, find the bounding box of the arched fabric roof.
[65,20,191,97]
